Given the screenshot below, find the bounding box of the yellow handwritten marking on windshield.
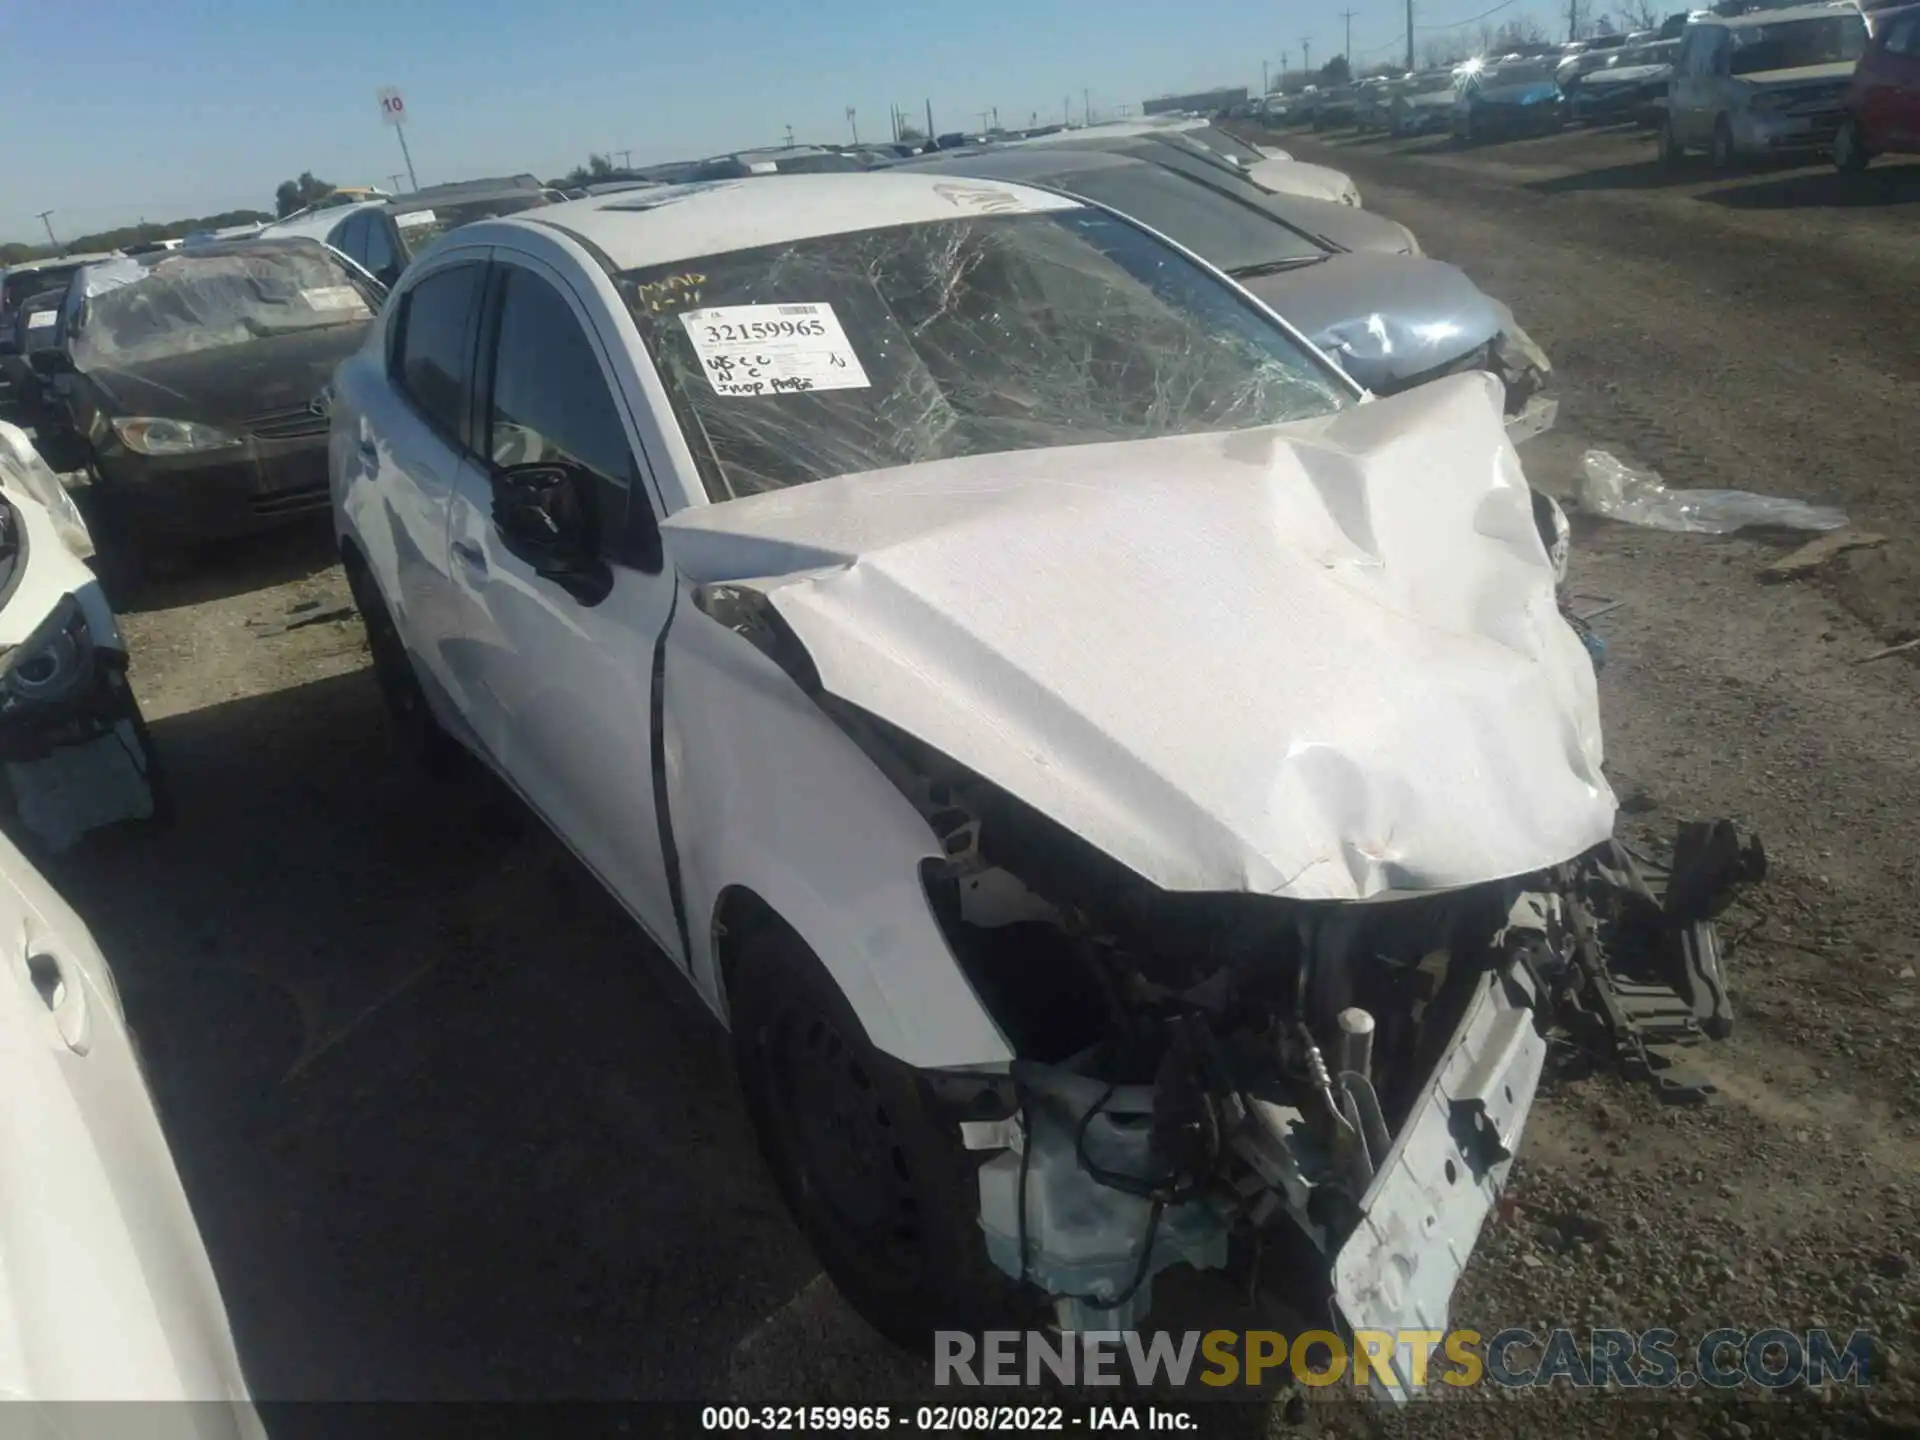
[636,273,706,313]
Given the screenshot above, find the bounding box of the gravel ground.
[25,123,1920,1435]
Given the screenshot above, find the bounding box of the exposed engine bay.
[840,699,1764,1398]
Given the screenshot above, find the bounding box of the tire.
[86,476,193,602]
[1709,115,1737,171]
[343,553,466,778]
[1657,115,1683,164]
[729,925,1032,1346]
[1833,115,1870,173]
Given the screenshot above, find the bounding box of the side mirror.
[490,461,612,604]
[375,262,404,290]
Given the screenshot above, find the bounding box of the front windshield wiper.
[1228,256,1330,279]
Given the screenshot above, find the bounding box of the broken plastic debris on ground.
[1577,449,1848,535]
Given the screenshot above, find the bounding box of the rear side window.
[392,263,482,443]
[362,217,401,280]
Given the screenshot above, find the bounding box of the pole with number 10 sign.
[376,86,419,193]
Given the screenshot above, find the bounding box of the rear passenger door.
[444,256,683,961]
[360,256,490,716]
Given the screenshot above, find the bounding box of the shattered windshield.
[625,209,1349,500]
[70,246,375,368]
[1731,14,1866,72]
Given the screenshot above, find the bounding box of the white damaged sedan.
[329,174,1759,1395]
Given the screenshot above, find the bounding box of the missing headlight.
[0,595,99,718]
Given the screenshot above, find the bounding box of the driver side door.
[444,256,684,962]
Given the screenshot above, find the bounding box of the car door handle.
[24,949,91,1054]
[451,540,487,574]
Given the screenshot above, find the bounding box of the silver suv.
[1661,2,1868,166]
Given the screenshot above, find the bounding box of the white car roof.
[257,200,386,241]
[3,251,118,277]
[1707,1,1859,25]
[513,172,1081,272]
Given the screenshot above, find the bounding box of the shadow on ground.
[1528,154,1713,193]
[44,669,820,1401]
[76,502,341,616]
[1696,159,1920,210]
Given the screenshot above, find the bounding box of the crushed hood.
[1238,253,1507,392]
[661,374,1614,901]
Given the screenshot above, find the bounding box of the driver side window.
[483,265,655,568]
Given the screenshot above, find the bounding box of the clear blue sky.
[1,0,1538,244]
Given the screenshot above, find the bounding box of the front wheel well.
[712,884,803,1023]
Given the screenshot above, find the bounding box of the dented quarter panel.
[662,603,1014,1068]
[661,374,1613,902]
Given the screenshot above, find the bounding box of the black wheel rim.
[763,1006,921,1270]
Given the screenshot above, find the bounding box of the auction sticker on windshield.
[26,311,57,330]
[395,210,438,230]
[301,286,367,312]
[680,303,871,397]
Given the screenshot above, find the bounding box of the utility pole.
[926,98,935,141]
[1568,0,1581,40]
[992,106,1000,129]
[846,107,858,143]
[978,109,990,134]
[1064,94,1071,125]
[785,123,795,147]
[1341,10,1356,64]
[1282,48,1290,81]
[35,211,58,250]
[388,172,405,193]
[1407,0,1416,70]
[618,148,633,169]
[1083,87,1091,124]
[1301,37,1313,75]
[1263,59,1270,95]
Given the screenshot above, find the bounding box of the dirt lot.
[31,124,1920,1435]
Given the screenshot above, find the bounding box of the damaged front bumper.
[0,594,161,851]
[956,823,1762,1398]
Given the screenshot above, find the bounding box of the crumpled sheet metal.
[1248,157,1362,206]
[663,373,1615,901]
[0,421,92,559]
[1240,252,1513,395]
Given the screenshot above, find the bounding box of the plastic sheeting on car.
[1578,449,1847,534]
[662,371,1614,902]
[68,242,373,371]
[626,209,1354,501]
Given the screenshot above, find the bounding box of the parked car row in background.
[1258,0,1919,174]
[0,106,1573,594]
